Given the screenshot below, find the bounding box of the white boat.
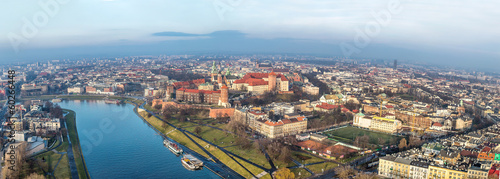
[52,98,62,103]
[181,154,203,170]
[164,140,183,155]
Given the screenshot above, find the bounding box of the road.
[63,118,80,179]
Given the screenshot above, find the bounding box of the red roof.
[482,146,492,152]
[234,73,288,84]
[316,103,339,110]
[248,110,266,115]
[176,88,220,94]
[173,79,205,88]
[432,122,443,127]
[264,120,283,126]
[296,140,326,151]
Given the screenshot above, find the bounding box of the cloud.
[152,30,245,39]
[152,32,202,37]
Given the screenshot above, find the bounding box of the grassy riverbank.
[35,141,71,178]
[136,110,269,179]
[63,109,90,179]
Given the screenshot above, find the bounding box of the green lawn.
[291,151,325,164]
[399,94,416,101]
[35,139,71,179]
[306,162,338,174]
[290,168,311,179]
[323,126,401,145]
[144,104,161,113]
[36,151,71,178]
[63,109,90,179]
[183,125,238,148]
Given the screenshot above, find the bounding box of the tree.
[162,112,171,120]
[154,104,162,110]
[409,136,423,147]
[378,138,386,146]
[344,100,360,111]
[4,142,28,178]
[147,113,152,118]
[194,126,202,136]
[278,147,292,162]
[398,138,408,150]
[236,136,252,149]
[274,168,295,179]
[178,115,187,122]
[52,105,63,119]
[335,166,355,179]
[44,101,53,111]
[354,135,370,149]
[161,122,168,129]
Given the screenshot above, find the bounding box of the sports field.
[323,126,401,145]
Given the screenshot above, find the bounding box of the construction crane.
[412,108,416,136]
[411,107,425,136]
[378,95,387,117]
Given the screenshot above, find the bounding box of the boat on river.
[164,140,183,155]
[181,154,203,170]
[104,99,121,104]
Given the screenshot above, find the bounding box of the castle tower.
[219,85,230,107]
[268,71,277,91]
[165,85,174,100]
[217,73,223,86]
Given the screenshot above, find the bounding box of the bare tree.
[335,166,355,179]
[398,138,408,150]
[409,136,423,147]
[194,126,203,136]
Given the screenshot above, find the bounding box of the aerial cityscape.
[1,0,499,179]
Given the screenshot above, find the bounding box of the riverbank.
[63,109,91,179]
[134,103,273,179]
[135,108,265,178]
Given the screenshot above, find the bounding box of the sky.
[1,0,499,71]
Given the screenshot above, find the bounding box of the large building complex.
[353,111,402,134]
[232,72,289,94]
[233,108,307,138]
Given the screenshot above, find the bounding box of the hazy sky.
[1,0,499,70]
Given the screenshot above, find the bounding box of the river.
[57,100,219,179]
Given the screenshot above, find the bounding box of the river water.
[57,100,219,179]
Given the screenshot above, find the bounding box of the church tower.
[211,61,217,81]
[217,73,223,87]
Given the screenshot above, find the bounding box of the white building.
[409,161,429,179]
[353,111,372,129]
[67,87,84,94]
